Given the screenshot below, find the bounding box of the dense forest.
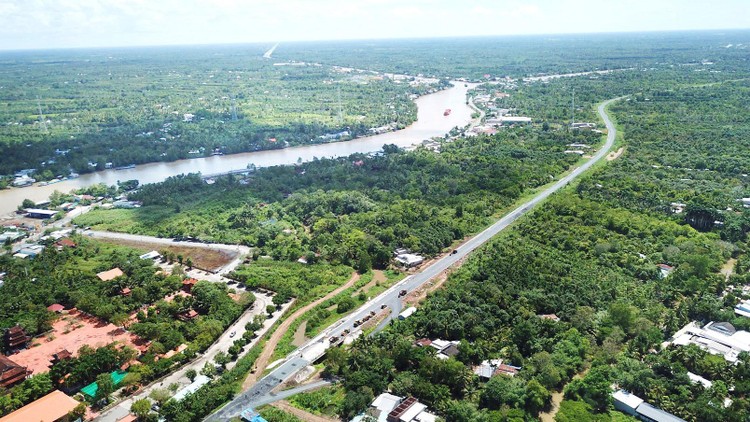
[275,30,750,79]
[321,65,750,421]
[0,45,444,177]
[75,128,592,270]
[6,31,750,421]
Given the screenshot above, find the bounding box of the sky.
[0,0,748,50]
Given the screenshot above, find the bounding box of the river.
[0,82,476,216]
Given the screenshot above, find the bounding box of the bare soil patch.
[97,238,235,272]
[354,270,386,296]
[606,147,624,161]
[292,321,308,348]
[11,310,147,375]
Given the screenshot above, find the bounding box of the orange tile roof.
[0,390,80,422]
[0,354,28,389]
[47,304,65,312]
[97,268,124,281]
[55,238,77,248]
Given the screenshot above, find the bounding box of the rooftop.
[636,403,687,422]
[97,267,124,281]
[613,389,644,410]
[0,390,79,422]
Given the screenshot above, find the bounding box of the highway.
[206,96,624,420]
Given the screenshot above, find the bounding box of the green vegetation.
[0,236,179,334]
[75,131,584,270]
[257,406,304,422]
[312,34,750,422]
[231,260,351,302]
[0,45,444,178]
[0,236,253,416]
[8,31,750,421]
[288,385,346,417]
[276,30,750,79]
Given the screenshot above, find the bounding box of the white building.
[395,253,424,268]
[398,307,417,320]
[670,321,750,363]
[359,393,438,422]
[613,390,644,416]
[172,375,211,401]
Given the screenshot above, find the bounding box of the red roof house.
[178,310,199,321]
[0,354,29,389]
[182,278,198,293]
[97,268,124,281]
[54,238,77,249]
[47,304,65,313]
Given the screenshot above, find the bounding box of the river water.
[0,82,475,216]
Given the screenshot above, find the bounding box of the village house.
[613,390,686,422]
[97,267,124,282]
[54,238,76,250]
[47,304,65,313]
[182,278,198,293]
[50,349,72,366]
[657,264,674,278]
[352,393,438,422]
[178,309,199,321]
[24,208,57,219]
[0,390,80,422]
[395,253,424,268]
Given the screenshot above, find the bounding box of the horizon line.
[1,26,748,54]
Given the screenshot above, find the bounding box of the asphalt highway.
[207,96,623,420]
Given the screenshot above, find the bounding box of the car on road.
[381,304,388,309]
[229,331,236,338]
[451,249,458,255]
[398,289,407,297]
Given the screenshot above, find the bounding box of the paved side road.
[207,97,624,420]
[95,293,288,422]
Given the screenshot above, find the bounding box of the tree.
[20,199,35,210]
[266,304,276,317]
[186,368,197,382]
[149,388,171,404]
[480,375,527,410]
[68,403,88,421]
[341,386,374,419]
[336,295,356,314]
[94,372,115,403]
[131,398,152,420]
[525,379,551,414]
[214,351,230,368]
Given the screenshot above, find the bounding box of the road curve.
[206,96,624,420]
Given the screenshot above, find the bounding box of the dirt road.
[241,272,360,389]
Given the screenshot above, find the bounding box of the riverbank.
[0,81,476,217]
